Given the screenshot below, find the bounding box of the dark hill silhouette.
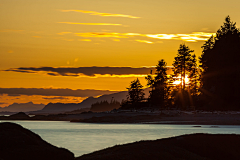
[33,88,150,114]
[200,16,240,110]
[0,122,74,160]
[0,112,31,120]
[9,112,30,119]
[0,102,45,112]
[76,133,240,160]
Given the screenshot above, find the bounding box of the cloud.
[61,10,140,19]
[74,32,215,42]
[58,22,122,26]
[135,40,153,44]
[75,32,138,38]
[42,97,68,100]
[47,73,58,76]
[3,66,159,77]
[57,31,214,43]
[145,32,215,42]
[0,88,118,97]
[7,94,21,97]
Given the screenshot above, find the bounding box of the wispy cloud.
[145,32,215,42]
[74,32,215,42]
[75,32,140,38]
[75,32,125,38]
[61,10,140,19]
[58,22,122,26]
[3,66,159,78]
[135,40,153,44]
[42,96,68,100]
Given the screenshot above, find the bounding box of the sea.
[1,120,240,157]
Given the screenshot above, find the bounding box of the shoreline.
[1,111,240,125]
[70,112,240,125]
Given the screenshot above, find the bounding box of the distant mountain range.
[0,102,45,112]
[33,88,151,114]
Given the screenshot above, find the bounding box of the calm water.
[1,120,240,157]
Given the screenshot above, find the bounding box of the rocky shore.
[0,122,74,160]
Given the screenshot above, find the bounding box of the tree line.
[90,99,121,112]
[121,16,240,111]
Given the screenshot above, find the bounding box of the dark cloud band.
[0,88,118,97]
[4,66,159,77]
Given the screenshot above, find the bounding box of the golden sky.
[0,0,240,107]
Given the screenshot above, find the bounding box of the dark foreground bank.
[0,122,74,160]
[77,133,240,160]
[1,122,240,160]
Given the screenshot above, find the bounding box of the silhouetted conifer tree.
[127,78,145,104]
[171,44,200,110]
[146,59,170,108]
[188,54,200,96]
[172,44,194,90]
[200,16,240,110]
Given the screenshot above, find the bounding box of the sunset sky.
[1,0,240,107]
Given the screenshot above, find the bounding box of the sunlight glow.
[172,75,190,85]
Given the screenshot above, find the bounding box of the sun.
[172,75,189,85]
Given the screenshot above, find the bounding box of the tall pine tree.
[146,59,169,108]
[126,78,145,104]
[188,54,200,96]
[200,16,240,110]
[172,44,194,90]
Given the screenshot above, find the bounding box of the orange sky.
[1,0,240,107]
